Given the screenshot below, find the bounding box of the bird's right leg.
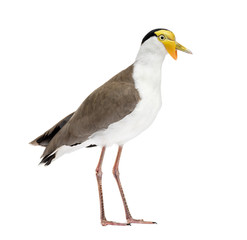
[95,146,130,226]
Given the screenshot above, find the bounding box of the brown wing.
[41,65,140,158]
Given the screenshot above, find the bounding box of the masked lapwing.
[30,28,192,226]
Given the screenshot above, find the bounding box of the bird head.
[141,29,192,60]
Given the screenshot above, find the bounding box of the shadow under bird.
[30,28,192,226]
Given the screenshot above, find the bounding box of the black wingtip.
[29,140,39,146]
[86,144,97,148]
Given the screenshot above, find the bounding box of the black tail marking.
[39,153,56,166]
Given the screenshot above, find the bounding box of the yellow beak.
[164,40,192,60]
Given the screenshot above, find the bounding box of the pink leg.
[112,146,156,224]
[95,146,130,226]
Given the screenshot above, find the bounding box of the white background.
[0,0,246,239]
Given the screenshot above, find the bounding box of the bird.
[30,28,192,226]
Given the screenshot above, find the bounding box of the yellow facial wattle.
[155,30,192,60]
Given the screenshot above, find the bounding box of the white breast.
[87,63,163,146]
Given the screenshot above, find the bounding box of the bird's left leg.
[112,145,156,224]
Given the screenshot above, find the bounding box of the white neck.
[135,37,167,68]
[133,37,167,91]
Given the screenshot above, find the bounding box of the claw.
[101,220,131,226]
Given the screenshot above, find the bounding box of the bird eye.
[159,35,165,41]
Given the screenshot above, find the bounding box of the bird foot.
[101,219,131,226]
[127,218,157,224]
